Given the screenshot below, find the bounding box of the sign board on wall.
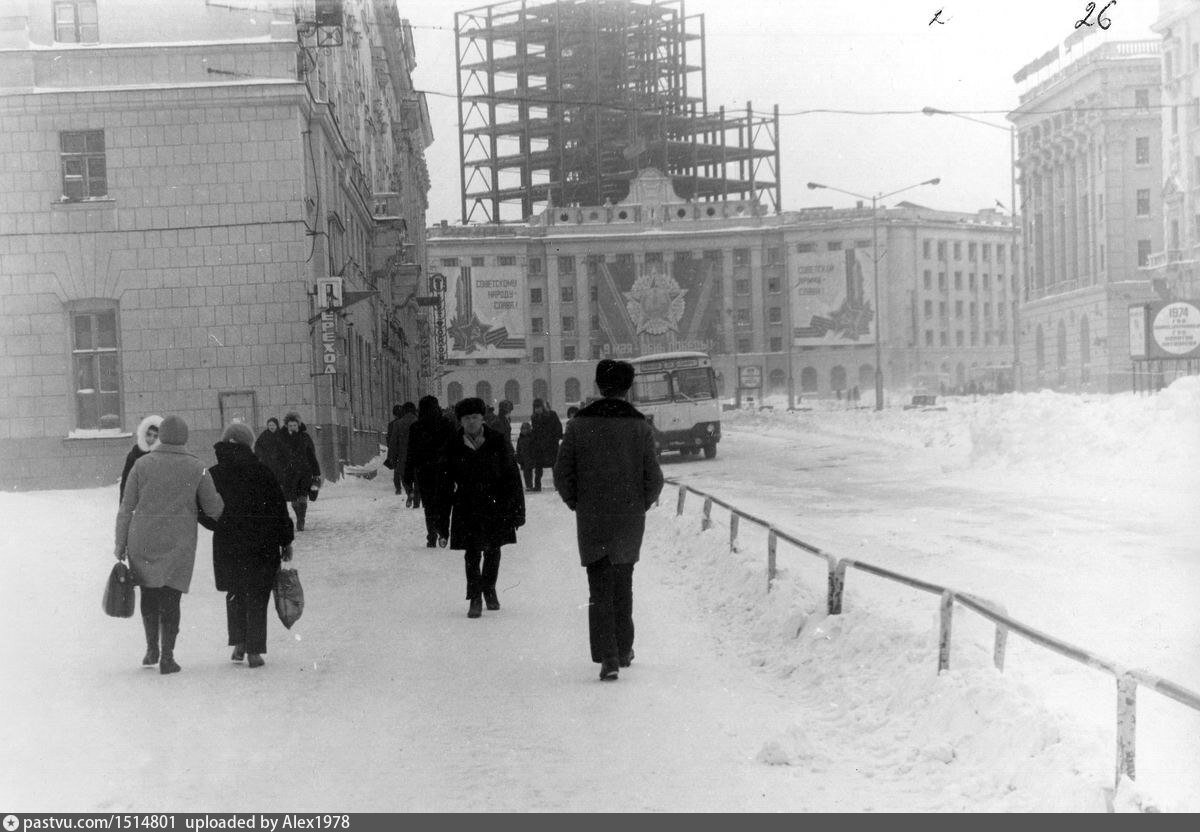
[1130,300,1200,360]
[316,277,344,308]
[738,365,762,389]
[320,309,338,374]
[444,265,527,358]
[790,250,876,346]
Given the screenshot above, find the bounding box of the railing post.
[730,512,740,552]
[767,530,777,591]
[828,559,846,615]
[1115,674,1138,787]
[938,591,954,673]
[676,485,687,516]
[701,496,713,531]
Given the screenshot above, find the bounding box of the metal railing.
[667,478,1200,794]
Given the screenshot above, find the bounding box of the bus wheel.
[702,443,717,459]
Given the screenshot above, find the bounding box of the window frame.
[54,0,99,44]
[69,303,123,432]
[60,129,107,202]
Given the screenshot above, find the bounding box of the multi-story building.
[425,169,1018,414]
[1010,39,1163,392]
[1147,0,1200,302]
[0,0,433,490]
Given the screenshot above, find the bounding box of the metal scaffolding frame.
[455,0,780,223]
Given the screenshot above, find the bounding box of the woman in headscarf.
[118,414,162,503]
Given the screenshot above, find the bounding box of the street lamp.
[922,106,1022,392]
[806,177,941,410]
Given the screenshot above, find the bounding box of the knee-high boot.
[293,498,308,531]
[141,614,159,666]
[159,599,181,675]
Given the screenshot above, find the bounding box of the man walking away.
[404,395,452,547]
[553,359,663,681]
[385,402,418,504]
[529,397,563,491]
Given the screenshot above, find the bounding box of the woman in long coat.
[439,397,525,618]
[528,398,563,491]
[199,422,294,668]
[277,411,321,530]
[115,415,224,674]
[254,417,286,487]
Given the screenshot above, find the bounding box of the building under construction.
[455,0,780,222]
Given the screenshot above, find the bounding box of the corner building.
[0,0,432,490]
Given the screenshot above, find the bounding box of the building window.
[997,245,1005,264]
[733,248,750,266]
[766,247,781,264]
[532,347,545,363]
[471,256,485,267]
[497,255,516,266]
[981,244,990,262]
[923,270,932,290]
[563,345,576,361]
[956,331,964,346]
[1135,88,1150,111]
[767,277,781,294]
[855,239,871,249]
[71,306,121,430]
[737,337,752,353]
[923,240,932,259]
[983,274,990,290]
[60,130,107,201]
[968,242,977,260]
[940,331,947,346]
[54,0,99,43]
[562,316,575,332]
[560,286,574,303]
[953,242,962,260]
[826,241,842,252]
[1136,189,1151,217]
[768,307,782,324]
[769,336,782,352]
[1137,240,1151,267]
[939,301,947,317]
[440,257,458,267]
[937,241,947,260]
[529,257,542,274]
[557,256,576,274]
[735,279,751,295]
[955,300,963,319]
[924,300,933,318]
[530,287,542,305]
[1136,137,1150,165]
[969,273,976,291]
[531,317,543,333]
[954,272,962,290]
[925,330,934,346]
[645,252,663,266]
[795,243,815,254]
[589,314,600,332]
[938,272,947,291]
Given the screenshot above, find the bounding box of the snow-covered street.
[2,382,1197,812]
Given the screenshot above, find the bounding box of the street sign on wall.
[1131,300,1200,360]
[738,365,762,389]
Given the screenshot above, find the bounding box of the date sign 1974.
[1076,1,1116,31]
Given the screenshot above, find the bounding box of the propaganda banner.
[444,265,526,358]
[790,249,876,347]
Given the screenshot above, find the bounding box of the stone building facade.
[0,0,432,490]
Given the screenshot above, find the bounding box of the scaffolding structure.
[455,0,781,223]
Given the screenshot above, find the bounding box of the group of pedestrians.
[114,411,316,674]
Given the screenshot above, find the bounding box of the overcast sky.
[400,0,1161,224]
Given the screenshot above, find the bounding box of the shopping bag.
[308,475,321,502]
[274,567,304,629]
[103,561,136,618]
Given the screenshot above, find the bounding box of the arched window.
[830,365,847,391]
[533,378,548,403]
[565,377,581,402]
[504,379,521,405]
[768,368,786,395]
[800,366,818,392]
[475,380,492,403]
[446,381,463,404]
[857,364,874,389]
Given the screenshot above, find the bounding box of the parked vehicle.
[628,351,722,459]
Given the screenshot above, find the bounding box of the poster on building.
[594,254,725,357]
[789,249,876,347]
[444,265,526,358]
[1148,300,1200,359]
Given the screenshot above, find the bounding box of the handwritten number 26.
[1076,1,1116,30]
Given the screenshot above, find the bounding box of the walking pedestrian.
[487,399,515,449]
[277,411,321,531]
[198,422,294,669]
[254,417,286,488]
[553,360,664,681]
[119,414,162,503]
[403,395,453,547]
[385,402,418,504]
[529,397,563,491]
[516,421,535,491]
[115,415,224,674]
[439,397,525,618]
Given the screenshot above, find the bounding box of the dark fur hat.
[595,358,635,395]
[454,397,487,419]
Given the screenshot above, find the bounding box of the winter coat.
[199,441,294,594]
[115,445,224,592]
[553,396,664,566]
[277,423,321,501]
[403,413,453,490]
[516,432,535,470]
[439,425,525,551]
[254,427,287,488]
[530,408,564,467]
[386,412,417,471]
[485,412,513,447]
[119,415,162,502]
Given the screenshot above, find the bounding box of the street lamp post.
[922,106,1022,392]
[806,177,941,410]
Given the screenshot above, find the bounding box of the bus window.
[672,367,715,401]
[632,371,671,404]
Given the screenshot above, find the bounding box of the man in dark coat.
[199,422,294,668]
[404,395,453,547]
[385,402,418,504]
[119,414,161,502]
[278,411,321,531]
[528,397,563,491]
[553,359,664,681]
[439,397,525,618]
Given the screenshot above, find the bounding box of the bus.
[628,351,722,459]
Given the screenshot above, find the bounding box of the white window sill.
[66,429,132,440]
[52,198,115,210]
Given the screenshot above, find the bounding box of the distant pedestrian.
[566,405,580,421]
[119,414,162,503]
[528,397,563,491]
[385,402,418,504]
[404,395,453,547]
[438,397,525,618]
[115,415,224,675]
[254,417,286,488]
[553,360,664,681]
[199,422,294,669]
[278,411,321,531]
[495,399,515,448]
[516,421,535,490]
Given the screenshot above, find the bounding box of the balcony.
[1146,249,1183,269]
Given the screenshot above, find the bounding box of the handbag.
[273,566,304,629]
[103,561,136,618]
[308,475,321,502]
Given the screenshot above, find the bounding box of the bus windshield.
[632,371,671,404]
[672,367,715,401]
